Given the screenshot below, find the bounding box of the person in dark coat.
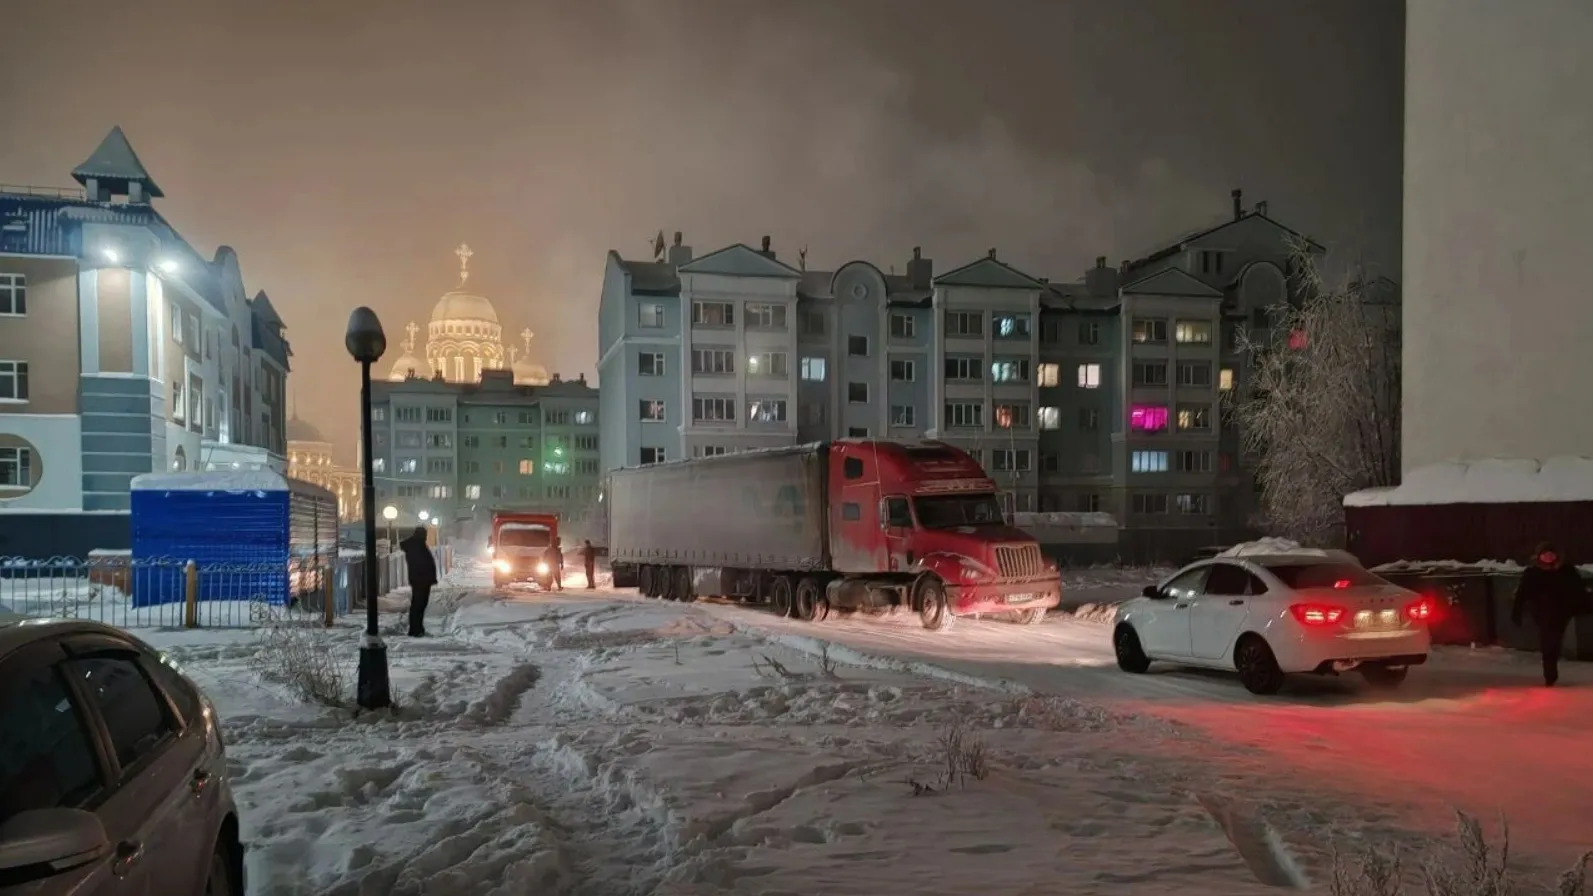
[399,526,438,637]
[542,536,563,591]
[581,539,597,589]
[1511,541,1588,686]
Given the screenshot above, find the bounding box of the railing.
[0,546,451,629]
[0,183,88,200]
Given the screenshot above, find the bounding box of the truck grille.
[995,544,1044,578]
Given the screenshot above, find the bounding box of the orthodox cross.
[455,243,474,286]
[520,328,533,354]
[403,321,419,352]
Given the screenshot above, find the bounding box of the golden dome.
[430,289,498,324]
[513,356,551,386]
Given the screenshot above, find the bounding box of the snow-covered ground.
[123,561,1592,894]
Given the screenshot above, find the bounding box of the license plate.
[1354,609,1400,629]
[1004,593,1037,604]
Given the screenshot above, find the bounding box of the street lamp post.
[382,504,398,551]
[346,307,390,711]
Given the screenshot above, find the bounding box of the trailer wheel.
[675,566,697,603]
[915,577,955,632]
[638,565,656,598]
[767,576,794,618]
[794,577,828,622]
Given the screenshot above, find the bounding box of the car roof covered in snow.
[0,613,154,657]
[1215,539,1361,566]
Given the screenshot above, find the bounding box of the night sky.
[0,0,1404,458]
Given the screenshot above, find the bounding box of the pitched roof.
[1120,266,1224,298]
[615,258,680,296]
[1123,210,1324,274]
[933,254,1047,290]
[678,243,803,279]
[71,126,164,198]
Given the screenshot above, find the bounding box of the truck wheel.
[767,577,794,618]
[639,565,656,598]
[916,578,955,631]
[675,566,697,603]
[1018,607,1047,625]
[795,577,827,622]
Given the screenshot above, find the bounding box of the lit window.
[1037,406,1060,430]
[1219,368,1235,391]
[1131,450,1169,473]
[1130,406,1169,432]
[1175,320,1213,344]
[1037,363,1059,387]
[1077,364,1101,389]
[519,459,535,475]
[800,357,826,381]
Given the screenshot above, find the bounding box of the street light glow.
[157,258,179,274]
[101,248,120,263]
[382,505,398,521]
[418,510,430,522]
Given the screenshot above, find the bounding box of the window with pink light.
[1130,405,1169,432]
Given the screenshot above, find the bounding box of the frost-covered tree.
[1234,242,1401,546]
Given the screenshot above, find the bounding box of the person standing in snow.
[581,539,597,589]
[1511,541,1588,686]
[400,526,438,637]
[543,536,564,591]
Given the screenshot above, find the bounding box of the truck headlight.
[535,561,550,575]
[494,559,511,573]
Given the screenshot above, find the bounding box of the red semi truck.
[606,439,1061,630]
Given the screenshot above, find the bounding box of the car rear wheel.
[767,576,794,618]
[1360,665,1409,689]
[204,841,237,896]
[1113,624,1151,673]
[1234,635,1285,695]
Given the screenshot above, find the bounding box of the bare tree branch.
[1234,239,1400,546]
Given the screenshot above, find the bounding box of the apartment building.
[596,194,1340,561]
[0,127,292,554]
[370,369,601,543]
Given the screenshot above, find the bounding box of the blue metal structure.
[129,470,337,607]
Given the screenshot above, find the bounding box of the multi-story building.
[0,126,292,554]
[286,416,362,521]
[597,198,1338,560]
[370,369,601,543]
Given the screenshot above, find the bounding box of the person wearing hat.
[1511,541,1587,686]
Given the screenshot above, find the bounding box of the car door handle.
[1174,602,1191,610]
[113,840,143,876]
[1228,599,1245,606]
[192,768,212,795]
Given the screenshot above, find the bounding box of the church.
[386,244,551,386]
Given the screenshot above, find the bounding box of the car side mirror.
[1141,585,1160,599]
[0,808,111,875]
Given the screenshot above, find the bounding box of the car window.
[68,656,177,773]
[142,651,202,729]
[1263,562,1385,590]
[0,659,104,822]
[1161,566,1209,599]
[1203,563,1255,596]
[884,497,913,528]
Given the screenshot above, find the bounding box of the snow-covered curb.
[766,632,1032,695]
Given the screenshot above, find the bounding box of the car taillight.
[1405,596,1438,623]
[1289,603,1346,626]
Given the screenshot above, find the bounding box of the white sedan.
[1112,548,1435,695]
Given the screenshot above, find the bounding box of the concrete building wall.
[1403,0,1593,469]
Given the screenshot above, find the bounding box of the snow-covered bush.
[1235,241,1401,545]
[1330,811,1589,896]
[249,602,350,708]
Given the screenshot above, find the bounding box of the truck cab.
[828,440,1060,624]
[487,512,560,590]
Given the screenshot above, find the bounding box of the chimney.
[666,232,693,266]
[759,235,775,259]
[1231,188,1243,221]
[906,246,933,288]
[1086,257,1121,298]
[1095,256,1106,269]
[577,373,587,385]
[987,247,998,260]
[1120,259,1130,272]
[1255,200,1269,217]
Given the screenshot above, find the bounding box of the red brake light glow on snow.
[1289,603,1345,626]
[1405,597,1438,622]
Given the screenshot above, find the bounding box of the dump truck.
[488,511,561,590]
[606,439,1060,630]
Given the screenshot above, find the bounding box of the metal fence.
[0,546,454,630]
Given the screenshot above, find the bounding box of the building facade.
[286,416,362,521]
[370,370,601,544]
[0,127,291,553]
[598,198,1330,560]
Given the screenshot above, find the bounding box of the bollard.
[322,570,335,627]
[183,560,199,629]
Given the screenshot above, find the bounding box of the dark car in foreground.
[0,612,245,894]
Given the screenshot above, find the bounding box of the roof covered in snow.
[131,470,290,492]
[1217,538,1358,564]
[1343,456,1593,507]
